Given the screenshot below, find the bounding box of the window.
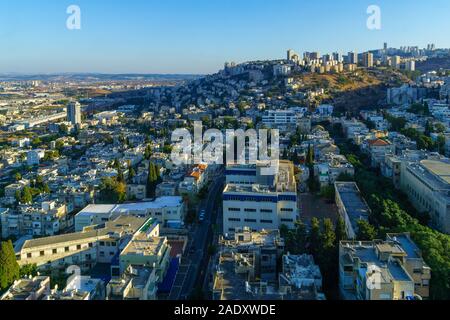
[260,220,273,224]
[228,218,241,222]
[27,253,32,258]
[244,219,257,223]
[99,251,105,257]
[88,243,93,248]
[65,247,70,252]
[228,208,241,212]
[76,245,81,250]
[52,249,57,254]
[244,209,257,213]
[99,241,105,246]
[260,209,273,213]
[280,208,294,212]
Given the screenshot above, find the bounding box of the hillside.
[294,68,412,113]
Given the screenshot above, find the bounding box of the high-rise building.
[287,49,296,61]
[392,55,401,69]
[347,51,358,64]
[405,60,416,72]
[362,52,374,68]
[384,42,388,51]
[67,101,82,126]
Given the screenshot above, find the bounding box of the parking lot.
[299,193,339,226]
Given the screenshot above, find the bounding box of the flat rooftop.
[335,182,370,229]
[22,215,147,250]
[421,159,450,185]
[77,197,183,217]
[121,234,166,257]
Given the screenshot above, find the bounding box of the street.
[168,170,224,300]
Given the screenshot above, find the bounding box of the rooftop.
[21,215,148,250]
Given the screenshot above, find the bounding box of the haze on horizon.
[1,0,449,75]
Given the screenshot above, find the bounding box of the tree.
[0,240,20,291]
[335,216,347,243]
[356,220,377,241]
[320,185,335,200]
[19,264,38,278]
[14,172,22,182]
[117,167,125,184]
[20,186,33,204]
[308,218,321,257]
[146,162,158,198]
[97,177,127,204]
[144,145,153,160]
[293,220,308,253]
[306,144,314,165]
[320,219,336,253]
[128,165,136,183]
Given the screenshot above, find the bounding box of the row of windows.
[28,243,94,258]
[228,218,274,224]
[226,208,292,214]
[224,194,297,203]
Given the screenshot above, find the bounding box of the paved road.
[169,170,224,300]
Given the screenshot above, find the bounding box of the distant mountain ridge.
[0,73,204,82]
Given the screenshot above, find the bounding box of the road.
[168,169,224,300]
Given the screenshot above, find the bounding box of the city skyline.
[1,0,450,74]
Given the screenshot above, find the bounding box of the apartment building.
[339,233,430,300]
[74,196,185,231]
[17,215,148,272]
[364,138,395,168]
[334,182,371,239]
[278,254,325,300]
[27,149,45,166]
[261,109,306,131]
[1,276,51,300]
[1,200,70,239]
[315,154,355,188]
[213,229,324,300]
[400,159,450,234]
[223,161,298,234]
[119,231,171,280]
[107,265,159,300]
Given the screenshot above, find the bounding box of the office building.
[223,161,299,234]
[400,159,450,234]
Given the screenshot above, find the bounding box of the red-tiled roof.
[368,139,390,146]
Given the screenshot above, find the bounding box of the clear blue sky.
[1,0,449,74]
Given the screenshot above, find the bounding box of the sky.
[0,0,449,74]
